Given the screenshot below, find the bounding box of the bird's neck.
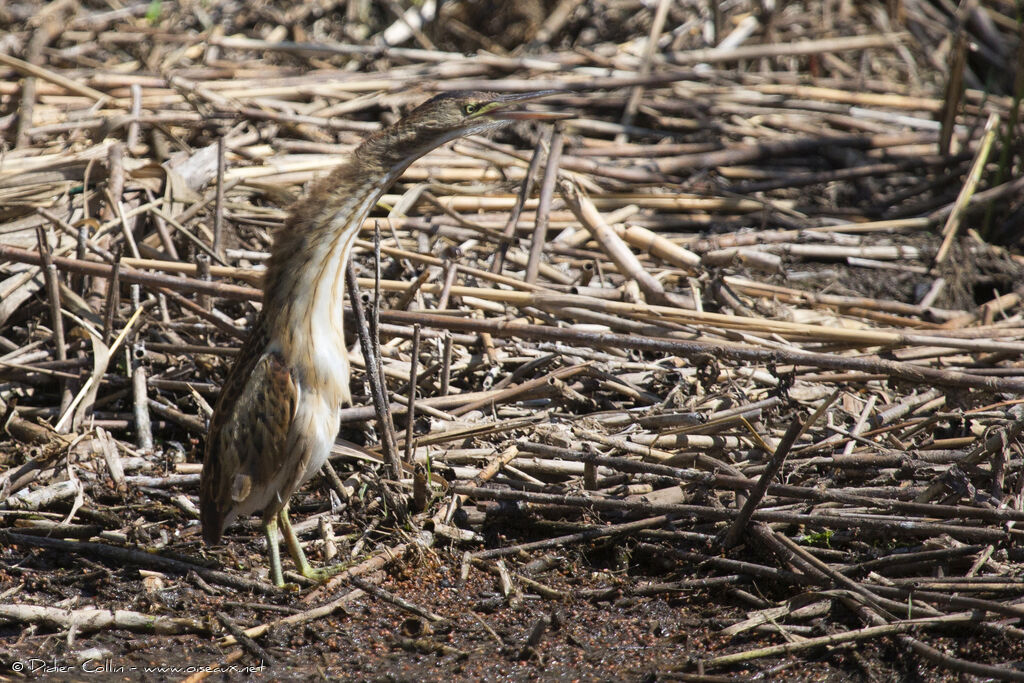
[259,158,388,400]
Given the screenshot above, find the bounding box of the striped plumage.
[200,90,562,586]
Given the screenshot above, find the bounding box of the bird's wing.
[200,341,297,543]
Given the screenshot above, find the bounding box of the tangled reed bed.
[3,1,1024,679]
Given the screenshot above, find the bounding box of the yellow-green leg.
[264,517,286,588]
[278,506,345,582]
[277,505,315,578]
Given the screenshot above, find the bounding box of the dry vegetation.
[3,0,1024,680]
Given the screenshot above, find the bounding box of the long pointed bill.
[482,90,574,121]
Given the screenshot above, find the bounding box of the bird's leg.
[278,506,345,582]
[277,505,314,578]
[264,518,286,588]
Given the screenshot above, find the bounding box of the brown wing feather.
[200,320,297,544]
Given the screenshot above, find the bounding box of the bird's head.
[405,89,567,134]
[360,90,568,171]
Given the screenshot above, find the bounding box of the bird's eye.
[462,103,478,115]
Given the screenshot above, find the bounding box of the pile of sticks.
[2,0,1024,678]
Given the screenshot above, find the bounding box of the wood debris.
[2,0,1024,679]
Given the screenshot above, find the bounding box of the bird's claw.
[298,562,347,583]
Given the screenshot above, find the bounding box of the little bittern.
[200,90,563,586]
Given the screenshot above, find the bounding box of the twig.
[216,611,276,666]
[346,261,402,481]
[722,413,806,548]
[935,112,1000,263]
[349,575,445,622]
[525,126,562,283]
[1,531,278,595]
[0,603,209,636]
[404,324,421,463]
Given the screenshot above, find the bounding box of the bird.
[200,90,564,586]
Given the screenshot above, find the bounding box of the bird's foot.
[295,558,348,583]
[277,507,348,584]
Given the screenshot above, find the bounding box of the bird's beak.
[480,90,574,121]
